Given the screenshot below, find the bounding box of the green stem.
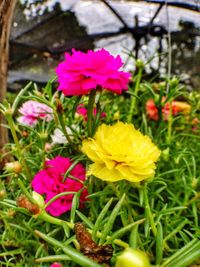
[167,99,173,143]
[12,82,32,113]
[44,191,76,209]
[35,255,70,263]
[128,65,143,122]
[5,111,31,179]
[58,113,73,144]
[129,224,139,249]
[87,90,96,137]
[18,179,36,204]
[143,183,157,237]
[35,230,102,267]
[37,211,73,229]
[38,212,129,248]
[157,84,164,123]
[5,111,21,155]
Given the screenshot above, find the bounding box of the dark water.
[9,0,200,90]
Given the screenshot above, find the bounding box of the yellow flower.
[173,101,191,114]
[82,121,161,182]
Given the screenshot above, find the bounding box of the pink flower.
[31,156,88,216]
[56,48,131,96]
[17,100,53,127]
[76,104,106,121]
[50,263,62,267]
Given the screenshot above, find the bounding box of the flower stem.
[18,179,36,204]
[128,62,143,122]
[37,211,129,248]
[58,113,73,144]
[143,182,157,237]
[87,90,96,137]
[5,110,31,180]
[167,99,173,143]
[37,211,73,229]
[35,230,102,267]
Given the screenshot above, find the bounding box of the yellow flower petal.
[82,121,161,183]
[88,163,123,182]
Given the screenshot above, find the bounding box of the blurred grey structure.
[9,0,200,90]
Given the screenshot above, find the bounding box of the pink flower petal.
[31,156,88,216]
[56,49,131,96]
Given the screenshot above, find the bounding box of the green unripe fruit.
[115,248,150,267]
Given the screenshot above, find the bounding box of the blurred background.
[8,0,200,92]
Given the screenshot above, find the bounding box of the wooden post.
[0,0,17,151]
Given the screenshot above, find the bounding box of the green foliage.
[0,68,200,267]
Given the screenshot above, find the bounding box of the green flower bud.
[136,59,144,68]
[0,190,6,200]
[32,191,45,208]
[161,148,170,162]
[115,248,150,267]
[169,77,179,88]
[39,132,48,140]
[4,107,13,116]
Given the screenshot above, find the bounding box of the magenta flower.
[56,48,131,96]
[76,104,106,121]
[17,100,53,127]
[31,156,88,216]
[50,263,63,267]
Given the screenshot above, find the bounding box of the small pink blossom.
[31,156,88,216]
[56,48,131,96]
[50,263,63,267]
[76,104,106,121]
[17,100,53,126]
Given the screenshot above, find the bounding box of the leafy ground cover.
[0,49,200,267]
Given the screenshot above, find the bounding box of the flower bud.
[191,178,198,189]
[44,143,52,152]
[21,131,29,137]
[17,195,40,215]
[56,99,64,114]
[8,209,16,218]
[115,248,150,267]
[161,148,170,162]
[32,191,45,208]
[169,77,179,88]
[34,90,43,97]
[39,132,48,141]
[4,108,13,116]
[113,111,120,120]
[0,190,6,199]
[4,161,22,174]
[136,59,144,68]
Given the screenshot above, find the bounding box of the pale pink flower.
[17,100,53,126]
[56,48,131,96]
[76,104,106,121]
[31,156,88,216]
